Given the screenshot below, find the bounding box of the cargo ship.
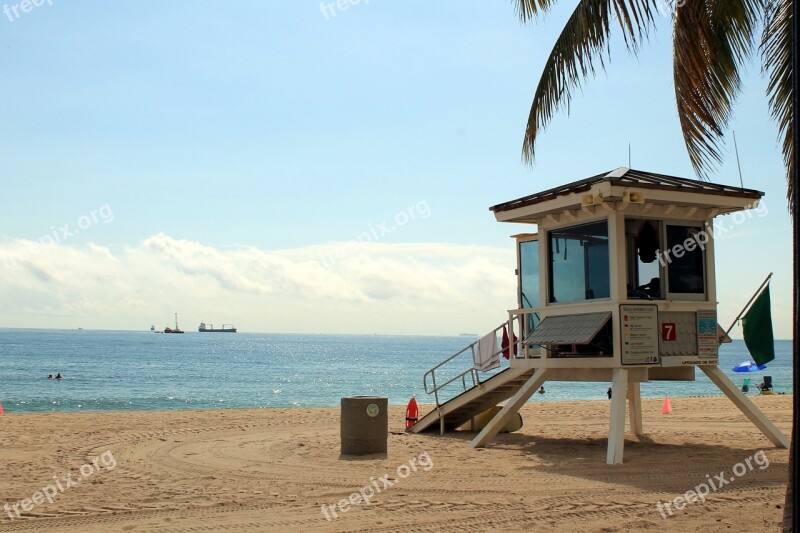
[198,322,237,333]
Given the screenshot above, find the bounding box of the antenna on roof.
[628,143,631,168]
[732,131,744,188]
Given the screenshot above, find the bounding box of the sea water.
[0,329,792,413]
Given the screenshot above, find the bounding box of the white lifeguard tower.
[412,168,789,464]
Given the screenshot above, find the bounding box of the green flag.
[742,285,774,365]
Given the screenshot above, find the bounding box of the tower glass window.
[519,238,540,333]
[625,219,663,299]
[666,225,705,295]
[548,221,610,303]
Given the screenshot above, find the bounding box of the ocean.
[0,329,792,413]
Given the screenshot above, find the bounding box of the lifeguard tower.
[412,168,789,464]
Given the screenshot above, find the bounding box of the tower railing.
[422,321,518,407]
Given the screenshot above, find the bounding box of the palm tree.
[511,0,795,529]
[515,0,792,200]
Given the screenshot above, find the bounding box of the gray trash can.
[340,396,388,455]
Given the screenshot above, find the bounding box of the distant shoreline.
[0,326,783,340]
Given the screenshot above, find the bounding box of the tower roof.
[490,168,764,223]
[490,168,763,214]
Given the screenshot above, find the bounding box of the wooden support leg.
[627,380,643,436]
[607,368,628,464]
[700,365,789,448]
[468,369,548,449]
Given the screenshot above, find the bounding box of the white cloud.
[0,234,516,334]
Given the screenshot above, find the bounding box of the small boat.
[150,325,155,332]
[198,322,237,333]
[164,313,184,334]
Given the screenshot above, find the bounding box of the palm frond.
[514,0,560,22]
[761,0,794,214]
[610,0,657,48]
[521,0,659,164]
[672,0,761,178]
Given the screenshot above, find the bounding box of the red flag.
[502,326,517,359]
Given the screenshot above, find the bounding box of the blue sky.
[0,1,792,336]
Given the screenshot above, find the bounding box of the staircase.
[410,366,536,433]
[409,322,535,434]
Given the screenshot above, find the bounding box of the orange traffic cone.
[661,396,672,414]
[405,396,418,430]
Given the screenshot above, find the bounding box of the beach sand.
[0,395,791,532]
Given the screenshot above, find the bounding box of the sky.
[0,1,792,337]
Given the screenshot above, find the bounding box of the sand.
[0,395,791,532]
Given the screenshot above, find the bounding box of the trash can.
[340,396,388,455]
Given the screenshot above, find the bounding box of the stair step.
[413,365,541,433]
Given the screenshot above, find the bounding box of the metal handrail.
[422,322,509,407]
[508,308,541,359]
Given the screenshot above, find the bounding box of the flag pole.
[724,272,773,339]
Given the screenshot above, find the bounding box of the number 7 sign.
[662,323,676,341]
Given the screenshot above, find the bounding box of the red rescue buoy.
[405,396,418,429]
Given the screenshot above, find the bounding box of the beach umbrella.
[732,360,768,373]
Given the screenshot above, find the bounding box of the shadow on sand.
[418,430,787,493]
